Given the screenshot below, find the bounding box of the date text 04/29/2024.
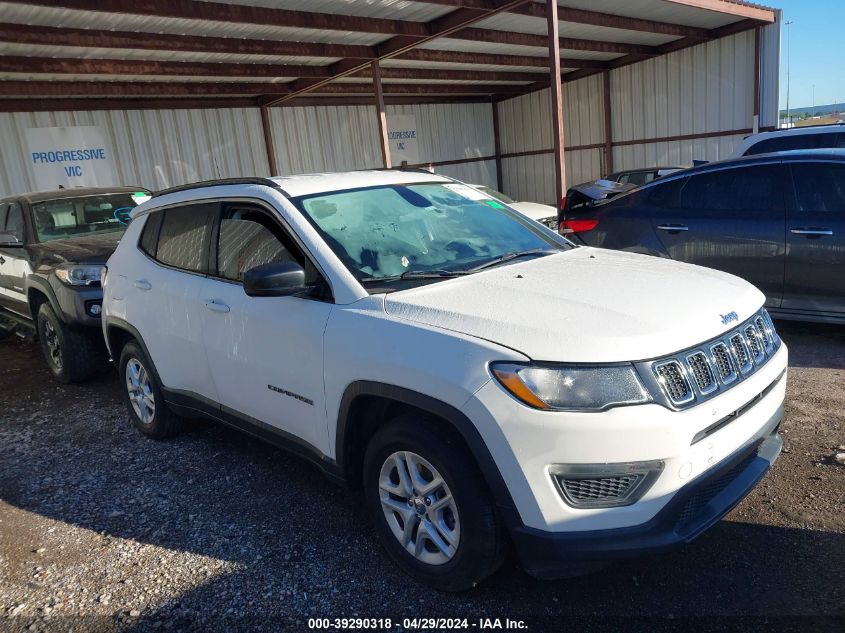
[307,618,528,630]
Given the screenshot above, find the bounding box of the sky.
[776,0,845,110]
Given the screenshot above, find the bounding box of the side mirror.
[243,261,306,297]
[0,231,23,248]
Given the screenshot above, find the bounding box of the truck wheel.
[363,415,505,592]
[118,340,183,439]
[36,303,99,383]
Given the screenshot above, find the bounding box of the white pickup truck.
[102,170,786,591]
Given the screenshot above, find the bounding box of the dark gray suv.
[0,187,150,381]
[562,149,845,323]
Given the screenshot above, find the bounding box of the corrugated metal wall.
[0,102,497,197]
[496,27,780,204]
[0,108,269,195]
[497,73,604,204]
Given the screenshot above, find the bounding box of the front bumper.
[511,414,782,578]
[49,276,104,327]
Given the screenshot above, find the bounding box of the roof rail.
[152,177,280,198]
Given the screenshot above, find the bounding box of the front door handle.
[790,227,833,236]
[204,299,230,314]
[0,255,5,264]
[657,224,689,232]
[133,279,152,291]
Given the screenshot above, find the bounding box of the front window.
[475,185,516,205]
[293,182,569,284]
[31,193,143,243]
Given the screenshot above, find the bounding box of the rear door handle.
[790,227,833,236]
[657,224,689,232]
[133,279,152,291]
[204,299,230,314]
[0,256,5,264]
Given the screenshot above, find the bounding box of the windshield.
[293,182,569,282]
[31,193,144,243]
[476,185,515,204]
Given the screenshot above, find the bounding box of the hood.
[384,248,764,363]
[509,201,557,221]
[29,231,124,266]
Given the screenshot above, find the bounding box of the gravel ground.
[0,321,843,632]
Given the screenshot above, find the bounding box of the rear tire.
[118,340,183,439]
[36,303,99,383]
[363,414,505,592]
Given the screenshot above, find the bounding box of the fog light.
[550,461,664,508]
[86,302,102,317]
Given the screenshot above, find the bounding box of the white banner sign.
[387,114,419,165]
[25,126,117,190]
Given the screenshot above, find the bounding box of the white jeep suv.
[102,171,787,590]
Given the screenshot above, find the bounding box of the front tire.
[363,415,505,591]
[118,340,183,439]
[36,303,99,383]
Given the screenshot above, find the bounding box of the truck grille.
[645,309,781,409]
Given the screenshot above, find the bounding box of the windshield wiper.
[360,269,471,284]
[400,269,471,280]
[468,248,557,272]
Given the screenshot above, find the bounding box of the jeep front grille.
[730,334,753,374]
[711,343,738,385]
[653,361,694,405]
[687,352,718,395]
[644,309,781,409]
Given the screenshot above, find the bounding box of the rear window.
[148,203,215,273]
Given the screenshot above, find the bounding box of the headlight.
[55,265,103,286]
[490,362,651,412]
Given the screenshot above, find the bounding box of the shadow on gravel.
[2,413,844,628]
[775,320,845,370]
[1,340,843,631]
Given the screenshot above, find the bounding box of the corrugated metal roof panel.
[0,3,389,46]
[208,0,454,22]
[418,37,621,62]
[380,58,547,74]
[555,0,770,29]
[0,43,339,66]
[0,72,294,83]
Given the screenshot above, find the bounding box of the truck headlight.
[491,362,651,412]
[55,265,103,286]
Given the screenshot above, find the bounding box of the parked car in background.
[607,166,685,186]
[731,123,845,157]
[563,149,845,323]
[103,171,785,591]
[472,184,558,229]
[0,187,151,381]
[560,179,636,232]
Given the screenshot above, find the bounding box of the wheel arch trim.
[335,381,520,526]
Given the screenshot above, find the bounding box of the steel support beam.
[260,106,277,176]
[603,70,613,176]
[492,101,503,191]
[372,61,391,169]
[546,0,567,203]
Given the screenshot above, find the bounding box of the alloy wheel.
[378,451,460,566]
[42,320,62,370]
[125,358,156,425]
